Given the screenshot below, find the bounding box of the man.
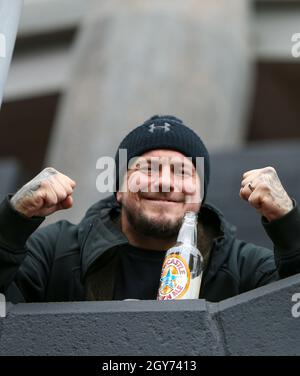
[0,115,299,303]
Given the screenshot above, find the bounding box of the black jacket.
[0,194,300,303]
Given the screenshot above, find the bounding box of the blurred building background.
[0,0,300,247]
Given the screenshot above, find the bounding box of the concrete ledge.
[1,274,300,355]
[0,300,224,356]
[213,274,300,356]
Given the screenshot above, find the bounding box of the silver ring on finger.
[248,182,255,192]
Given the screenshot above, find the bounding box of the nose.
[151,164,174,193]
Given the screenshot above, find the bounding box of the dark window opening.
[0,93,60,185]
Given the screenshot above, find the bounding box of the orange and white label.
[158,254,190,300]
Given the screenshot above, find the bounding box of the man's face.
[116,149,202,239]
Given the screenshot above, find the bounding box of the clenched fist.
[10,167,76,218]
[240,166,293,222]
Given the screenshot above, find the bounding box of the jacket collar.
[78,195,237,284]
[78,195,127,282]
[200,202,236,286]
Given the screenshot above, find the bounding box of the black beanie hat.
[115,115,210,202]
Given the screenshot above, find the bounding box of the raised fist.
[10,167,76,218]
[240,166,293,222]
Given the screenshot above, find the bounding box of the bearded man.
[0,115,299,303]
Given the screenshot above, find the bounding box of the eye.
[173,166,193,177]
[138,164,151,174]
[183,168,194,177]
[174,169,184,176]
[151,163,160,173]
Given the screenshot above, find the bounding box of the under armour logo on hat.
[148,122,171,133]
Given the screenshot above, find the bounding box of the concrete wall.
[0,0,23,107]
[45,0,252,225]
[6,1,300,103]
[1,273,300,356]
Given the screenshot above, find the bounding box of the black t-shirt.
[113,244,167,300]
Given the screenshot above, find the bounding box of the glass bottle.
[157,211,203,300]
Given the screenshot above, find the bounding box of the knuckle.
[249,196,261,209]
[240,189,248,200]
[265,166,276,174]
[48,195,58,206]
[44,166,57,174]
[260,195,270,207]
[68,179,76,189]
[52,185,65,198]
[59,191,68,201]
[40,179,51,189]
[57,178,73,195]
[248,195,255,204]
[34,190,44,200]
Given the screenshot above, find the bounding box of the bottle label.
[158,254,190,300]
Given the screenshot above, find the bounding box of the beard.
[122,202,183,240]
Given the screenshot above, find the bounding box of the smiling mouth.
[143,197,182,204]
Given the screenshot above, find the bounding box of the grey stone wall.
[1,273,299,356]
[46,0,253,225]
[0,0,23,107]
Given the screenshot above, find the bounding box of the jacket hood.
[77,195,237,285]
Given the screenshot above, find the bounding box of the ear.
[116,191,122,203]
